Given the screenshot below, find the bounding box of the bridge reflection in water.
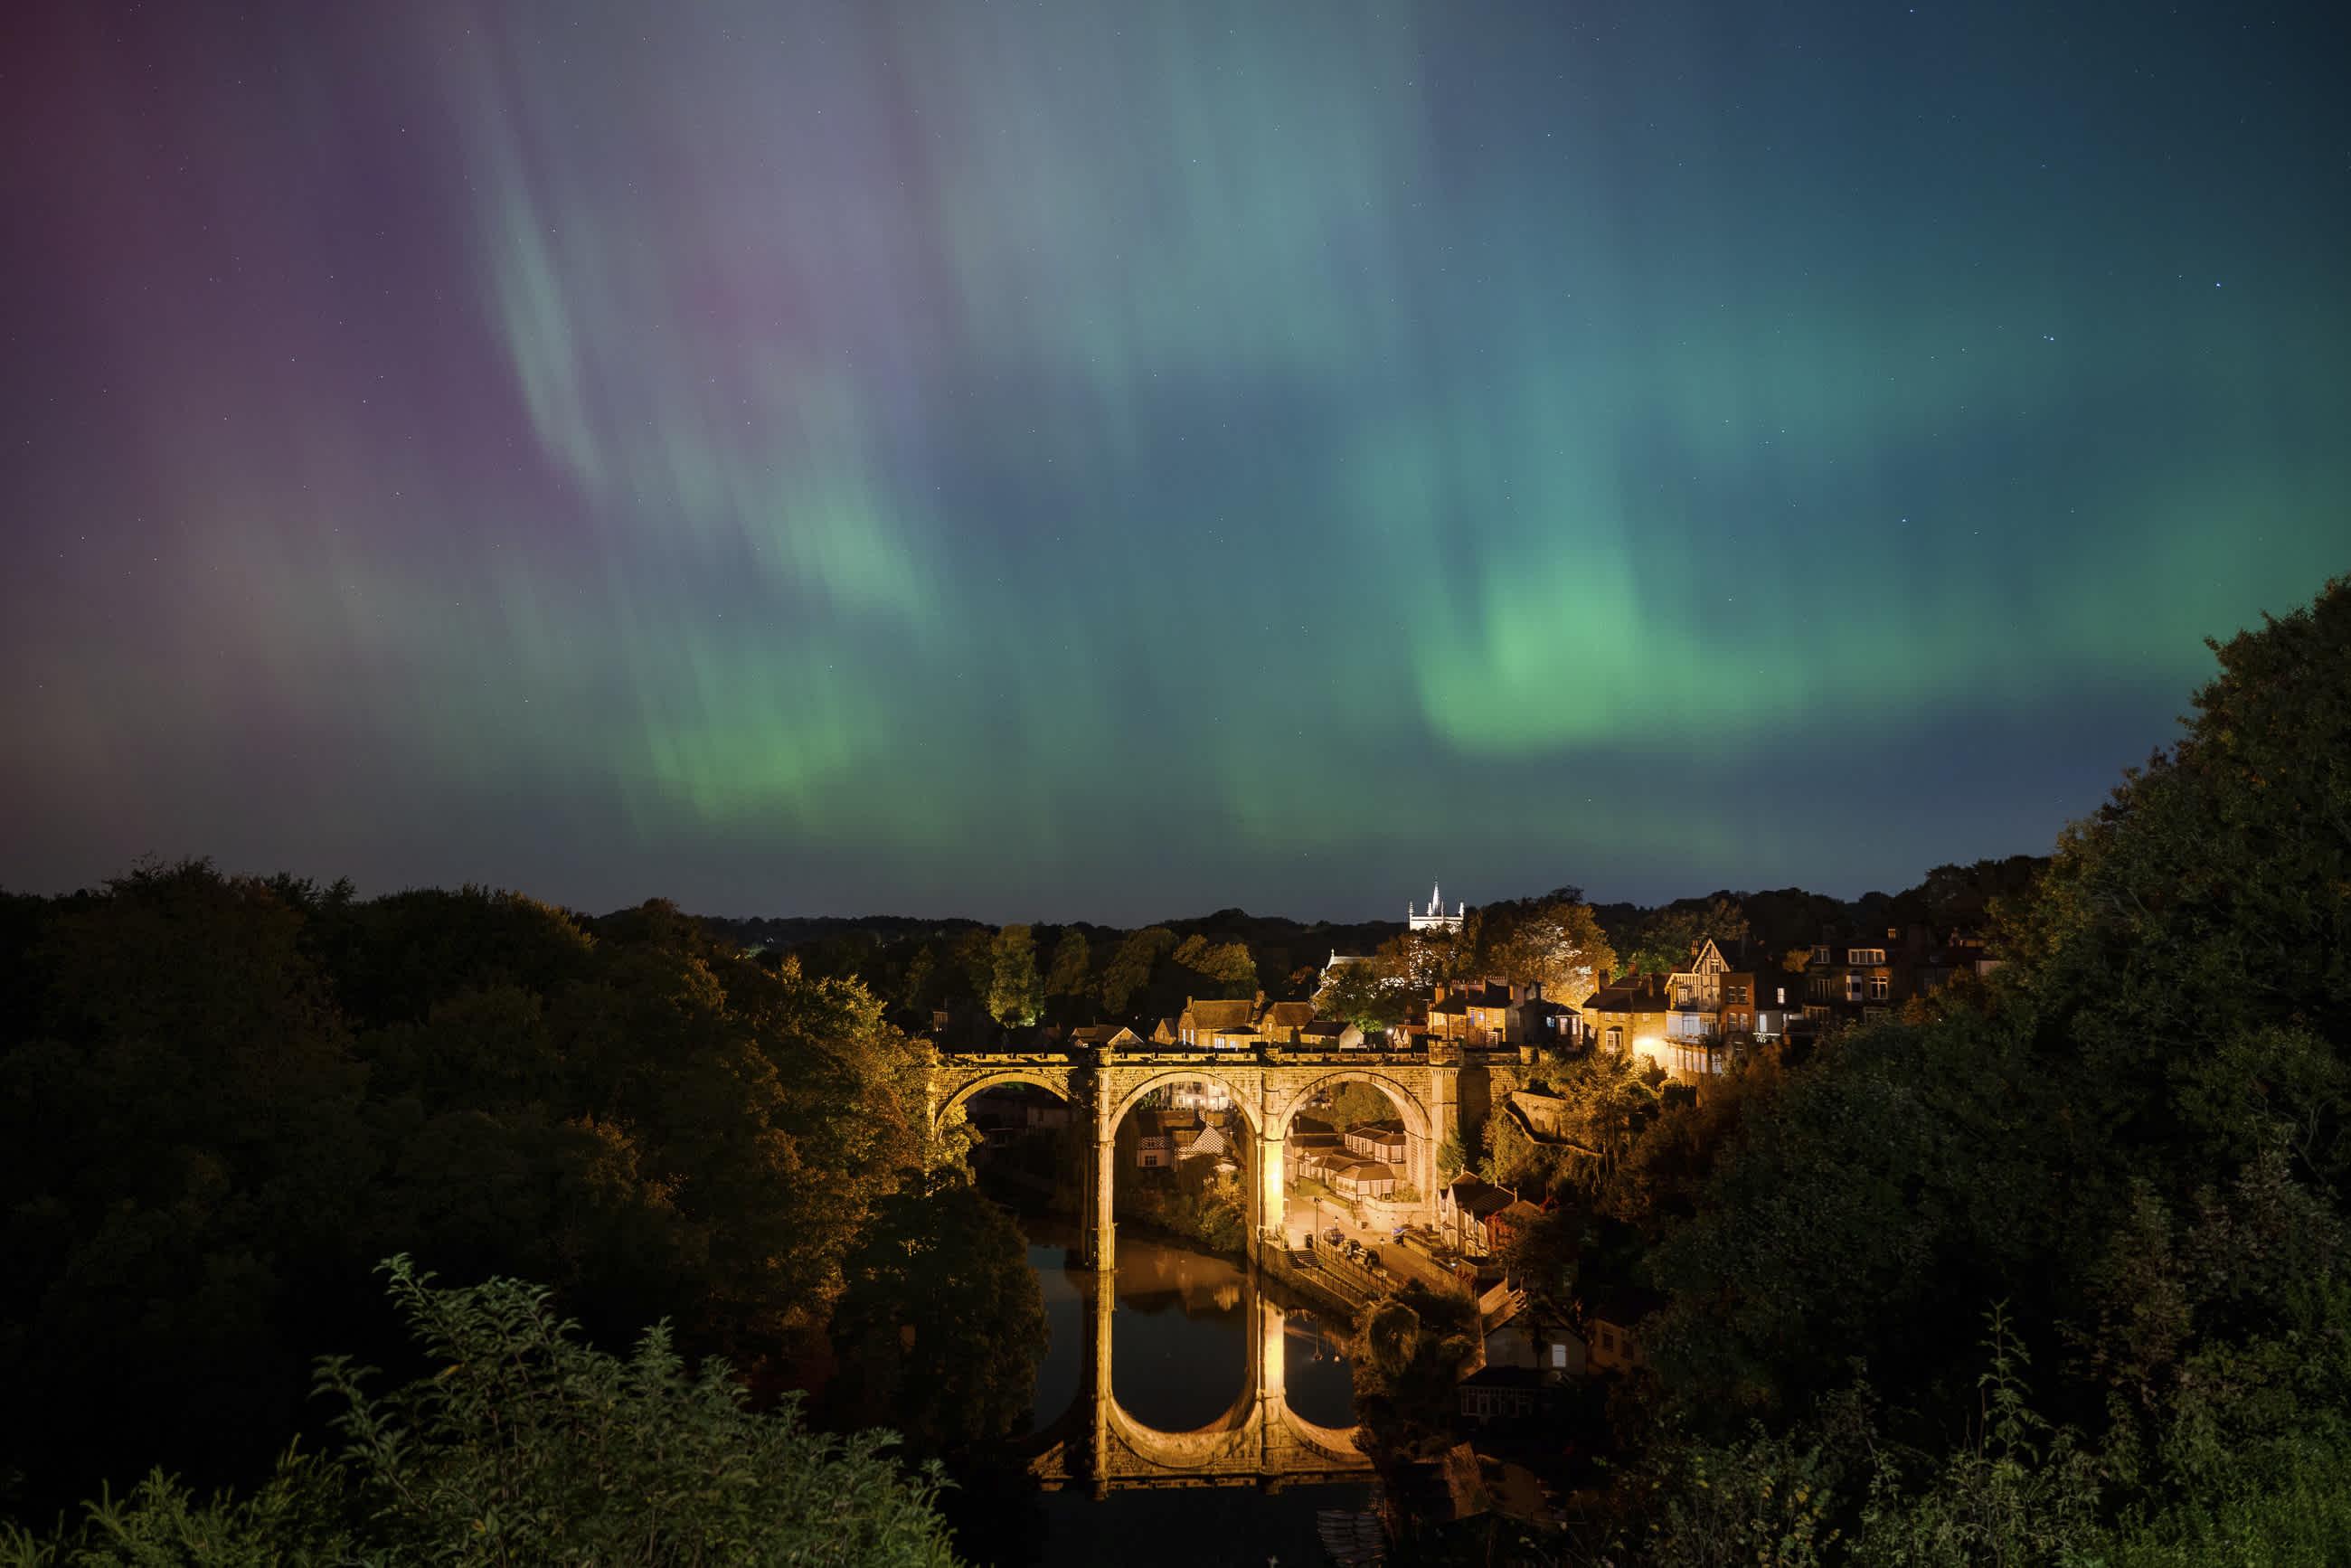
[1016,1235,1374,1497]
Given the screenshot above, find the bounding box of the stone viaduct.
[928,1040,1533,1268]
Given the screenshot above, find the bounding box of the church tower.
[1408,883,1464,933]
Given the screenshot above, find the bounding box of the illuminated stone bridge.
[927,1041,1531,1267]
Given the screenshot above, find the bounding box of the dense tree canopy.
[0,872,939,1523]
[1623,577,2351,1562]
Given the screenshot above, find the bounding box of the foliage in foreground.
[1,1258,962,1568]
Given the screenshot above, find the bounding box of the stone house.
[1579,971,1673,1065]
[1176,997,1258,1050]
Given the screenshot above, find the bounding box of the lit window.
[1870,975,1890,1000]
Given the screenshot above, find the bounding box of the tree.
[984,925,1042,1026]
[825,1169,1049,1459]
[1622,896,1751,978]
[0,860,374,1516]
[1172,934,1259,1000]
[1647,575,2351,1467]
[1480,896,1619,1003]
[1042,927,1091,1006]
[318,1256,963,1566]
[1096,927,1175,1017]
[5,1258,967,1567]
[1377,927,1475,989]
[1315,957,1407,1032]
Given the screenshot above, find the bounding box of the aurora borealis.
[2,1,2344,922]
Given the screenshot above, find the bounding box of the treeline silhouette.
[0,878,1026,1533]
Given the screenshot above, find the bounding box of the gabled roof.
[1261,1000,1317,1029]
[1581,977,1667,1013]
[1182,997,1259,1031]
[1447,1177,1515,1218]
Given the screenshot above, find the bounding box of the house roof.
[1183,997,1258,1030]
[1581,975,1669,1013]
[1448,1177,1515,1218]
[1261,1000,1317,1029]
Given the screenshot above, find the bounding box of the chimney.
[1433,982,1447,1004]
[1597,970,1610,990]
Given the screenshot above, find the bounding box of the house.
[1427,985,1475,1044]
[1586,1287,1664,1374]
[1440,1176,1517,1254]
[1167,1078,1233,1112]
[1285,1124,1347,1185]
[1259,1000,1317,1043]
[1149,1017,1181,1047]
[1659,940,1735,1080]
[1067,1024,1146,1050]
[1330,1157,1399,1199]
[1345,1119,1409,1163]
[1209,1024,1265,1053]
[1296,1018,1367,1052]
[1176,997,1258,1050]
[1480,1308,1586,1383]
[1719,969,1797,1045]
[1457,1365,1544,1425]
[1521,995,1579,1049]
[1799,926,1948,1032]
[1135,1110,1172,1170]
[1579,971,1674,1066]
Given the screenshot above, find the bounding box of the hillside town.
[951,881,2014,1440]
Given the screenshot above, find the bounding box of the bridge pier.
[1086,1261,1116,1499]
[1081,1064,1117,1271]
[1255,1130,1287,1255]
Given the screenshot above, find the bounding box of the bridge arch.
[933,1064,1077,1124]
[1269,1067,1433,1144]
[1107,1066,1264,1142]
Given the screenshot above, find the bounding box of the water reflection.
[1020,1220,1355,1434]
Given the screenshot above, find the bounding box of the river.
[1009,1219,1376,1568]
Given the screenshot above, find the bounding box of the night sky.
[3,1,2344,923]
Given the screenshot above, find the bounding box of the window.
[1812,946,1832,966]
[1725,983,1749,1005]
[1775,987,1787,1006]
[1847,948,1886,966]
[1846,974,1866,1003]
[1869,975,1890,1000]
